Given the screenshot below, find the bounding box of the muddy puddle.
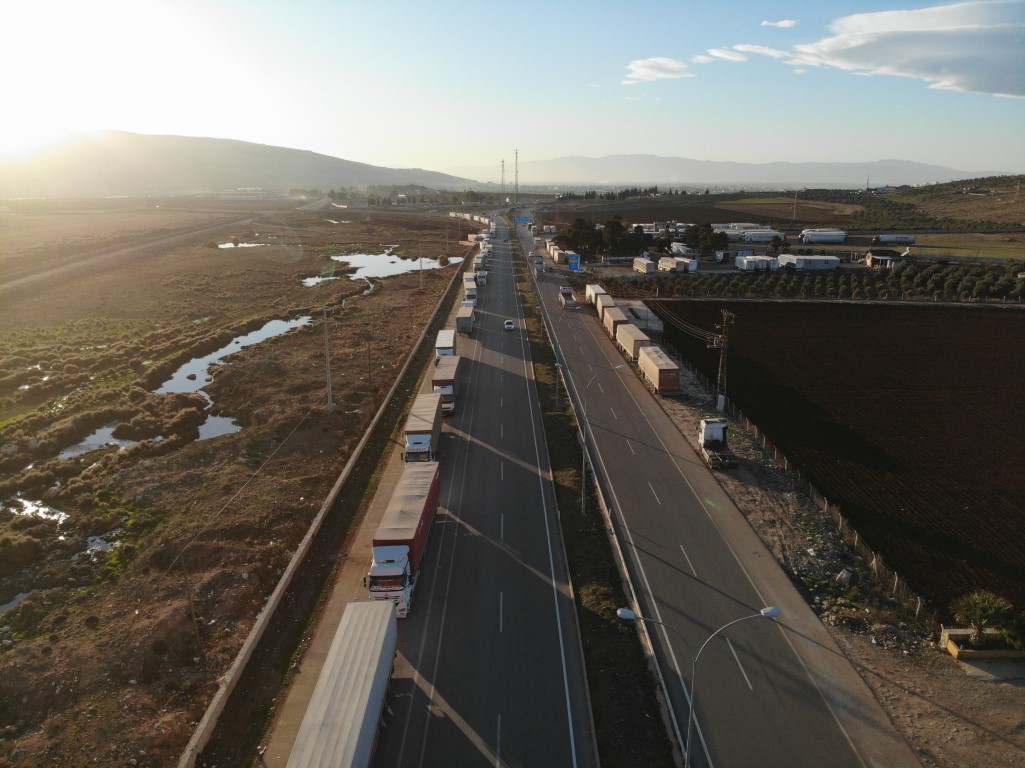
[303,246,444,287]
[56,316,312,460]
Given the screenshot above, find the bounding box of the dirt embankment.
[0,202,470,766]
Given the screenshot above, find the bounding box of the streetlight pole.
[618,605,780,766]
[581,364,625,518]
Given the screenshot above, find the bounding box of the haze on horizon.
[4,0,1024,178]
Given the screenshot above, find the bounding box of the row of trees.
[551,217,735,260]
[557,187,701,201]
[603,261,1025,303]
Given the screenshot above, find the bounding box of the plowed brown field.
[654,300,1025,615]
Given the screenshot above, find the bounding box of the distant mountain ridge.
[0,131,474,198]
[1,133,999,198]
[450,154,993,189]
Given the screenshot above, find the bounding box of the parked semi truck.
[698,418,735,469]
[402,392,442,462]
[435,329,456,358]
[873,234,916,245]
[456,306,474,334]
[800,228,847,243]
[367,461,441,617]
[431,355,461,414]
[286,601,397,768]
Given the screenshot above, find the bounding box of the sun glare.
[0,129,77,159]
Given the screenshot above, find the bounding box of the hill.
[0,131,474,198]
[450,154,995,188]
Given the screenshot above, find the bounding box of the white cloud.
[708,48,748,62]
[733,44,790,59]
[792,1,1025,98]
[622,57,692,85]
[625,1,1024,97]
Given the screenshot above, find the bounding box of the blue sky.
[4,0,1024,178]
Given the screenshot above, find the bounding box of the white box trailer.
[735,255,777,271]
[874,234,916,244]
[616,323,652,360]
[595,294,615,321]
[603,306,628,338]
[778,254,841,270]
[455,306,474,334]
[435,329,456,357]
[638,345,680,393]
[431,355,460,414]
[659,256,697,272]
[585,284,607,304]
[800,228,847,243]
[633,257,655,274]
[402,392,443,462]
[742,230,784,243]
[286,601,397,768]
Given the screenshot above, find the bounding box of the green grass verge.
[510,235,676,766]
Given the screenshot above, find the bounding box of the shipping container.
[638,346,680,393]
[595,293,615,321]
[585,284,607,305]
[616,323,652,360]
[633,257,655,274]
[603,306,629,338]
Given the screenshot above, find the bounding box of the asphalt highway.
[372,216,596,767]
[520,218,920,768]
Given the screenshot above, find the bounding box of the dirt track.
[1,216,252,292]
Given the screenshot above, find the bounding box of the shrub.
[951,590,1013,645]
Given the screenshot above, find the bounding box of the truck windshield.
[369,575,406,589]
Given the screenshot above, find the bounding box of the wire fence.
[661,345,930,622]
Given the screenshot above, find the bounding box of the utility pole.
[515,149,519,206]
[710,309,736,410]
[501,159,505,199]
[322,306,334,410]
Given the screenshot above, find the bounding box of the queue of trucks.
[308,243,747,763]
[584,283,681,394]
[370,322,467,618]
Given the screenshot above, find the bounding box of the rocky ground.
[658,364,1025,768]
